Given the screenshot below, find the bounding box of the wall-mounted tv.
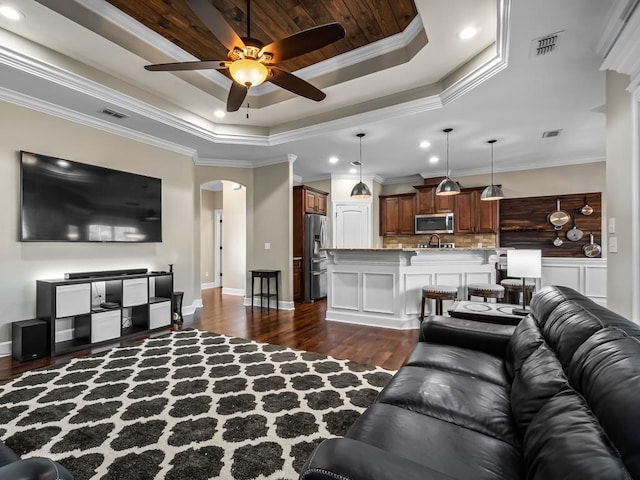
[20,151,162,242]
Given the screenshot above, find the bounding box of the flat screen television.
[20,151,162,242]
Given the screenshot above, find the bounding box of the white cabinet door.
[149,301,171,329]
[56,283,91,318]
[334,203,371,248]
[123,278,148,307]
[91,310,121,343]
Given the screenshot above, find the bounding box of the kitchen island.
[323,248,501,329]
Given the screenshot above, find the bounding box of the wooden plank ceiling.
[105,0,418,72]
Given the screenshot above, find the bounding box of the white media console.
[36,271,174,356]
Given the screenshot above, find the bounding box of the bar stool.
[250,270,280,311]
[500,279,535,305]
[467,283,505,302]
[420,285,458,320]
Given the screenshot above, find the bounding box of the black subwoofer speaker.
[12,319,48,362]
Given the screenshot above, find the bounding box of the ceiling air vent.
[350,161,362,166]
[530,31,563,57]
[99,108,128,119]
[542,129,562,138]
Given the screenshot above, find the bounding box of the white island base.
[324,248,500,329]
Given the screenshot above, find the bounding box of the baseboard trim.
[222,288,246,296]
[0,341,11,357]
[242,297,295,311]
[325,310,419,330]
[201,282,218,290]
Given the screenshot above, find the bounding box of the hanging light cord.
[359,135,363,182]
[490,141,494,184]
[445,130,450,177]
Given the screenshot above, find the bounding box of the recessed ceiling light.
[429,156,439,164]
[419,140,431,149]
[0,5,24,21]
[214,109,226,118]
[349,168,357,174]
[458,26,478,40]
[329,156,339,164]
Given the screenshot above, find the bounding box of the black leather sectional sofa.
[0,441,72,479]
[300,285,640,479]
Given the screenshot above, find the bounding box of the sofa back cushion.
[524,389,630,479]
[568,327,640,478]
[505,316,544,379]
[510,343,570,435]
[529,285,591,330]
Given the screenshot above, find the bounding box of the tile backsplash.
[382,234,497,249]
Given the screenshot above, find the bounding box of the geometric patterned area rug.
[0,330,394,480]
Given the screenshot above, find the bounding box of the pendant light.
[350,133,372,198]
[435,128,460,196]
[480,139,505,201]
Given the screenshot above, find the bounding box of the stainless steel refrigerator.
[304,213,328,302]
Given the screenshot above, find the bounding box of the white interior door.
[334,203,371,248]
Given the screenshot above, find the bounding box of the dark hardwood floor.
[1,288,418,383]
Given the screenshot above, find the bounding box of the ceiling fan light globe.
[436,177,460,196]
[480,184,505,201]
[350,182,371,198]
[229,59,268,87]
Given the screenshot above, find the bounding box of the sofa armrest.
[0,457,74,480]
[419,315,516,357]
[299,438,455,480]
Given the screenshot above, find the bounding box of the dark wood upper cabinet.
[453,187,498,234]
[414,185,454,214]
[299,186,328,215]
[379,193,415,235]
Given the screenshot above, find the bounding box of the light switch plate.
[609,236,618,253]
[608,217,616,234]
[264,243,271,250]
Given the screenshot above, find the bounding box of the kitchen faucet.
[428,233,441,248]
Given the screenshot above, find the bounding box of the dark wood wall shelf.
[499,192,602,258]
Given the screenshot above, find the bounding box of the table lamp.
[507,249,542,316]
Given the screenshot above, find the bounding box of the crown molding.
[292,174,303,184]
[196,154,295,168]
[599,0,640,91]
[80,0,227,88]
[0,44,270,147]
[256,15,425,95]
[297,174,331,183]
[0,85,196,158]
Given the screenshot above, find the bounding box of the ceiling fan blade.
[261,23,345,63]
[269,67,326,102]
[145,60,227,72]
[186,0,246,52]
[227,82,248,112]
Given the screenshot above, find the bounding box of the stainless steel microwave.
[415,213,455,234]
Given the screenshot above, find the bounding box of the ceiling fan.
[144,0,346,112]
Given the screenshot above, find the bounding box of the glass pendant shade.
[229,59,268,87]
[351,181,372,198]
[480,139,504,201]
[351,133,372,198]
[436,128,460,196]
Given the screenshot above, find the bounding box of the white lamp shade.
[507,249,542,278]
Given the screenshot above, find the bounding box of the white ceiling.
[0,0,616,184]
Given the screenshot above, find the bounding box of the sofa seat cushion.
[406,342,509,387]
[347,403,524,480]
[376,365,518,446]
